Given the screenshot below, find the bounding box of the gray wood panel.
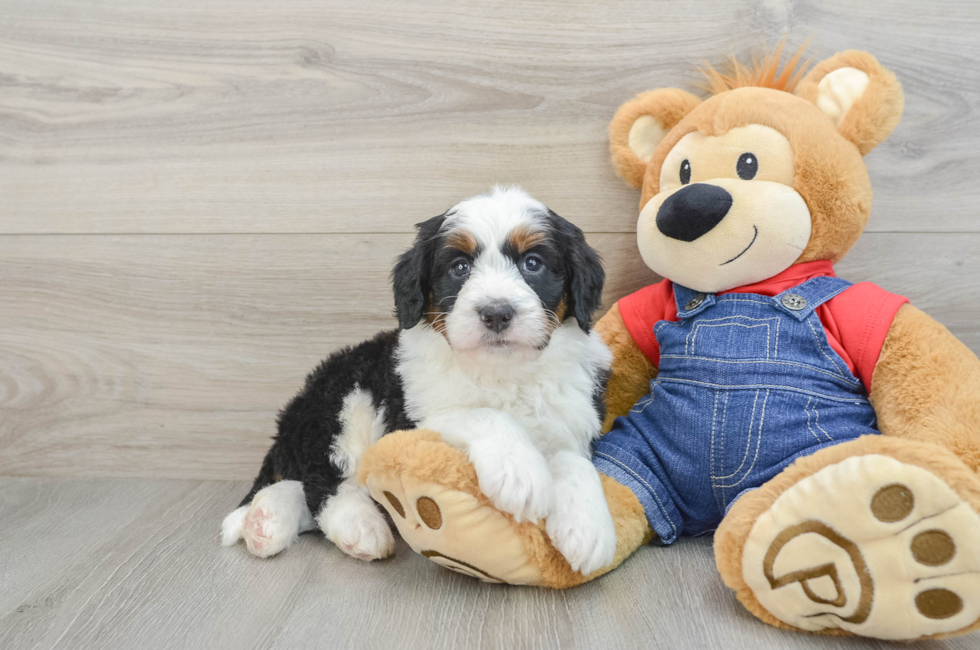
[1,0,979,234]
[1,232,977,480]
[1,476,977,649]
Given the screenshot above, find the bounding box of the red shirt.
[617,260,909,394]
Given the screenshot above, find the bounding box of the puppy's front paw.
[470,440,554,523]
[547,491,617,575]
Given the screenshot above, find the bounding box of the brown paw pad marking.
[763,521,873,624]
[870,483,914,522]
[381,492,442,529]
[915,588,964,620]
[383,491,405,518]
[870,484,962,620]
[416,497,442,529]
[910,530,956,567]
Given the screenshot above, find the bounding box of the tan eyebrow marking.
[444,229,478,255]
[508,223,546,253]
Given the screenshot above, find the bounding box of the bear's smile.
[721,225,759,266]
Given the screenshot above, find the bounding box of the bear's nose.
[656,183,733,242]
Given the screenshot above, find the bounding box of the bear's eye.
[737,153,758,180]
[680,159,691,185]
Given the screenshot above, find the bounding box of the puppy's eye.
[450,259,470,278]
[522,255,544,273]
[680,159,691,185]
[737,153,758,180]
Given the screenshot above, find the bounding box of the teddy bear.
[358,46,980,641]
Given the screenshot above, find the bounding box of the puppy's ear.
[795,50,903,156]
[609,88,702,189]
[548,210,605,332]
[392,213,445,329]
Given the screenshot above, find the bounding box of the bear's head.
[609,47,904,293]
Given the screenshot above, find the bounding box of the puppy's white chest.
[396,326,610,455]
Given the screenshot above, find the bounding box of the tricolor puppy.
[222,187,617,574]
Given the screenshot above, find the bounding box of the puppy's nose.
[656,183,733,242]
[478,303,515,333]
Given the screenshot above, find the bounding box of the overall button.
[685,293,706,310]
[781,293,808,311]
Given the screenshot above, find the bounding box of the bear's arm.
[594,303,658,432]
[870,303,980,472]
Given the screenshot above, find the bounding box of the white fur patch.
[398,321,611,459]
[433,408,555,522]
[545,450,617,574]
[237,480,316,558]
[330,387,387,479]
[318,481,395,561]
[220,505,249,546]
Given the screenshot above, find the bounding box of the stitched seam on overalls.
[593,451,678,537]
[805,397,823,443]
[689,321,773,359]
[713,390,769,488]
[658,356,863,385]
[656,378,867,403]
[805,397,835,442]
[774,318,780,357]
[712,389,761,481]
[710,391,730,513]
[805,315,847,377]
[629,394,655,415]
[713,298,771,306]
[709,391,720,506]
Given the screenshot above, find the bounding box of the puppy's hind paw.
[320,483,395,561]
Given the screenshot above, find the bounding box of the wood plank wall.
[2,0,978,480]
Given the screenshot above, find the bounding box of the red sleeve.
[823,282,909,394]
[616,280,677,369]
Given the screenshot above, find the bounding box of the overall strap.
[672,284,716,319]
[772,275,853,321]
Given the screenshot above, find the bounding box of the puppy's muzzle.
[478,302,516,333]
[657,183,733,242]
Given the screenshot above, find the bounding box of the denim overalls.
[592,276,880,544]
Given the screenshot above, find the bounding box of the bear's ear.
[795,50,904,156]
[609,88,702,189]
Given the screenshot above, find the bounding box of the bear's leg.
[358,429,652,587]
[715,435,980,640]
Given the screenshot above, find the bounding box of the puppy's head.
[392,187,604,354]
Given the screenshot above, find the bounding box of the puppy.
[221,186,616,574]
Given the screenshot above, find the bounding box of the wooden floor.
[2,0,980,647]
[2,476,979,650]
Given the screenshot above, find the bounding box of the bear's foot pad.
[360,430,547,585]
[742,454,980,640]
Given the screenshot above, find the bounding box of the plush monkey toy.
[360,48,980,641]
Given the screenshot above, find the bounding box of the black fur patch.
[391,213,448,329]
[239,329,415,515]
[546,210,605,331]
[428,240,474,317]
